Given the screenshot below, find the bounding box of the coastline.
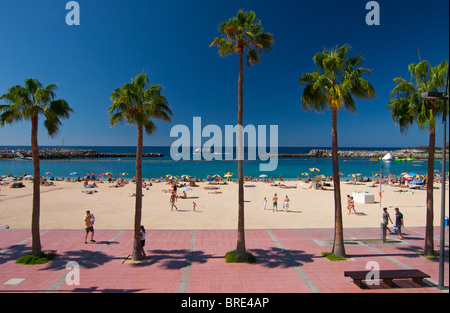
[0,148,164,160]
[1,147,447,160]
[263,148,448,160]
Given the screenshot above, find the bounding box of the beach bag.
[90,216,95,225]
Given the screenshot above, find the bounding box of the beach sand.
[0,179,446,231]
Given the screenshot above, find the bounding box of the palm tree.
[388,59,448,256]
[108,73,172,261]
[0,78,73,256]
[210,9,273,261]
[300,45,376,258]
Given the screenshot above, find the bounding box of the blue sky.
[0,0,448,148]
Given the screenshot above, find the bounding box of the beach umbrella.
[408,172,417,176]
[24,175,33,179]
[348,173,361,178]
[409,180,424,185]
[301,172,310,176]
[224,172,234,177]
[309,168,320,173]
[6,173,14,178]
[207,175,215,181]
[212,174,221,179]
[339,172,344,176]
[98,173,106,177]
[45,172,52,175]
[181,175,191,180]
[165,174,174,180]
[121,173,129,176]
[259,174,268,178]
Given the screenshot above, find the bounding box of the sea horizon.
[1,145,447,181]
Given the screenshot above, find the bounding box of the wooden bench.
[344,269,430,288]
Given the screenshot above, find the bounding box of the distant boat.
[193,147,212,154]
[382,153,393,161]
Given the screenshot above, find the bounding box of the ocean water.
[0,146,447,180]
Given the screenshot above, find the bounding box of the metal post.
[438,65,448,289]
[381,222,387,243]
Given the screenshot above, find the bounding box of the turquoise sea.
[0,146,447,180]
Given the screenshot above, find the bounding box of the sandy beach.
[0,178,446,231]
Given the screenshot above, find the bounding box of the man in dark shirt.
[394,208,404,240]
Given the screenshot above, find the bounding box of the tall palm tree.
[210,9,273,260]
[108,73,172,261]
[300,45,376,258]
[388,60,448,256]
[0,78,73,256]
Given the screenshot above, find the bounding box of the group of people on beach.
[263,193,291,212]
[169,182,197,212]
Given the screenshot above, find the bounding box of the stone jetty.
[261,148,447,160]
[0,148,164,160]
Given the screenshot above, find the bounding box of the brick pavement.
[0,227,448,294]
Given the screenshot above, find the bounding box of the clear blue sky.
[0,0,448,148]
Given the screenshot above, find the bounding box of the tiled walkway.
[0,227,448,293]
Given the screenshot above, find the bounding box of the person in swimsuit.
[170,192,178,211]
[272,193,278,212]
[283,195,290,212]
[84,210,96,244]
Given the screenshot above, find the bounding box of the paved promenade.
[0,227,448,294]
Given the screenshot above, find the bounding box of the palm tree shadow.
[250,247,315,268]
[41,249,119,270]
[131,249,219,269]
[0,244,29,265]
[0,244,117,270]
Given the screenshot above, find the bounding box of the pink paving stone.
[0,227,447,293]
[188,230,314,293]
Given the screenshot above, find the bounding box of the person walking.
[381,207,394,234]
[84,210,96,244]
[263,197,267,210]
[283,195,290,212]
[272,193,278,212]
[394,208,404,240]
[348,196,357,215]
[347,195,353,215]
[170,191,178,211]
[136,225,146,257]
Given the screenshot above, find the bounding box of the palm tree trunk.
[331,108,346,258]
[424,124,435,256]
[31,114,42,256]
[236,48,246,256]
[132,124,144,261]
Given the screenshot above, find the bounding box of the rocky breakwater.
[0,148,164,159]
[264,149,438,159]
